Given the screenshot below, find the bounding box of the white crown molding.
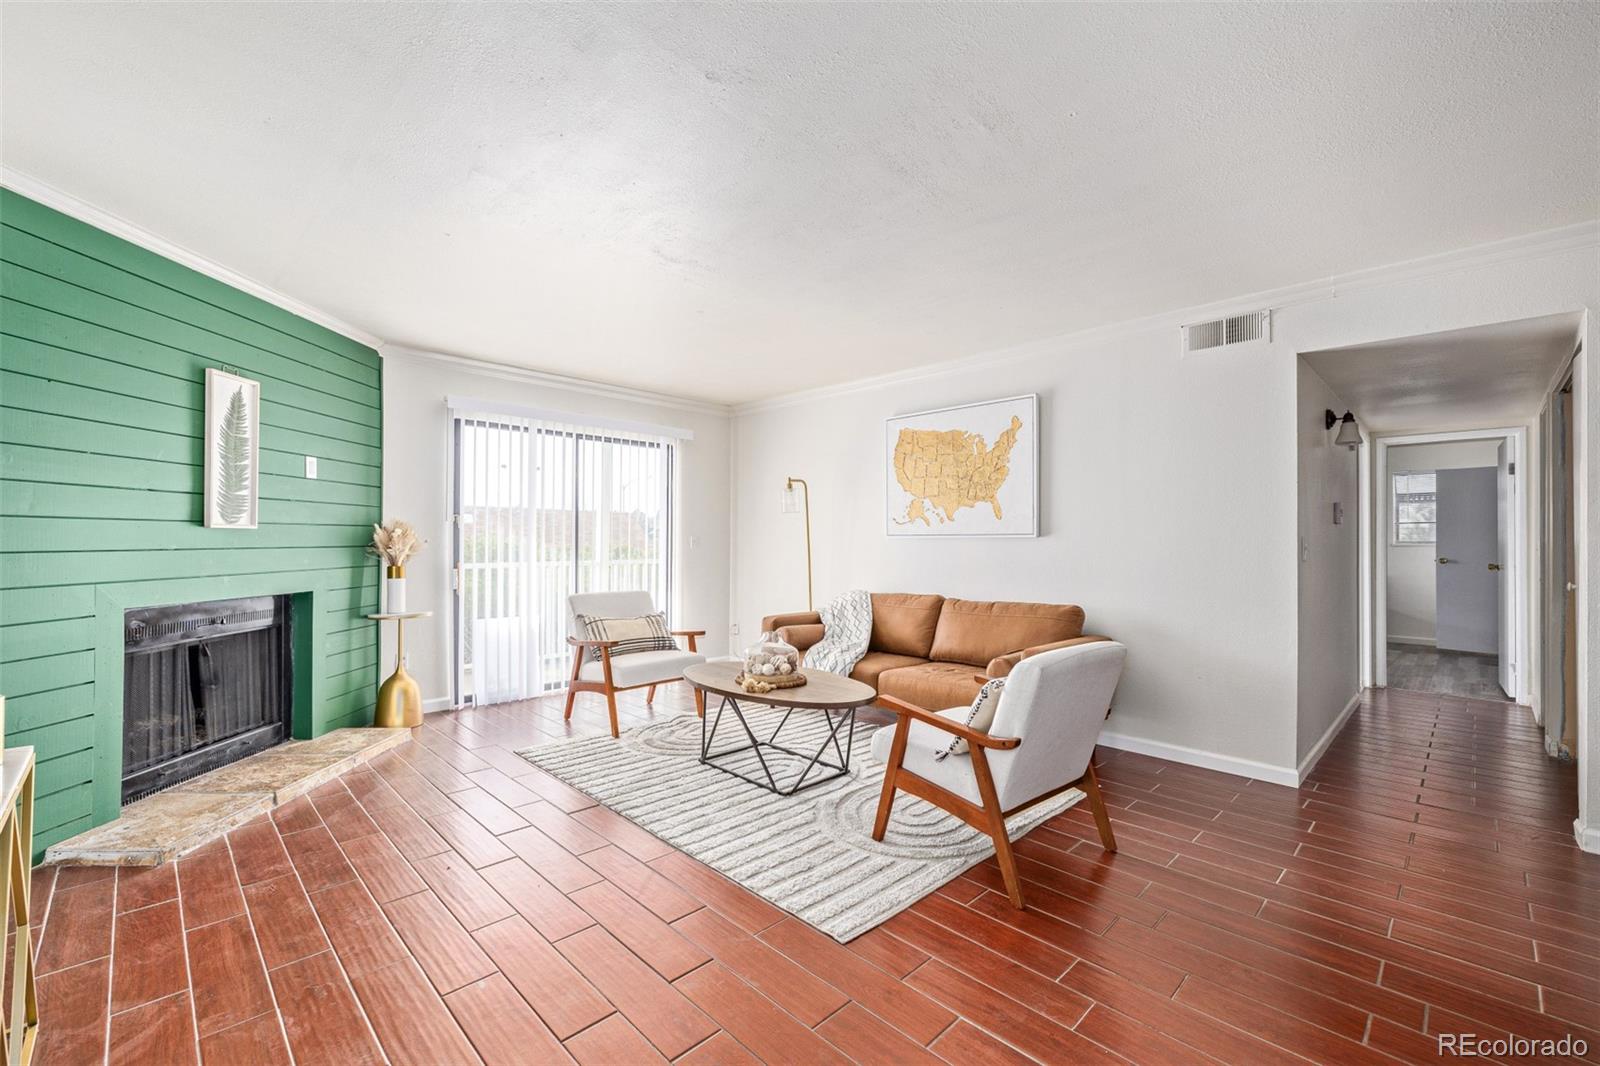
[383,343,733,417]
[734,219,1600,416]
[1,166,384,349]
[10,163,1592,414]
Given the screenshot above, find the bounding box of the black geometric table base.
[699,695,858,796]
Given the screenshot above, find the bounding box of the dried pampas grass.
[370,519,424,567]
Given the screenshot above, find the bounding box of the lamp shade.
[1333,412,1362,449]
[780,480,801,513]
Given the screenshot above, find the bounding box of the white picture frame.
[203,368,260,529]
[885,393,1039,537]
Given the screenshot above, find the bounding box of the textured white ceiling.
[2,4,1595,403]
[1302,312,1582,432]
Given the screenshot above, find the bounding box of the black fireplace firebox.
[122,596,293,803]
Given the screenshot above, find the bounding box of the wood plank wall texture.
[0,188,383,855]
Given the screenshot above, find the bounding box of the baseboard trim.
[1097,731,1300,788]
[1387,635,1436,647]
[1296,693,1362,784]
[1576,818,1600,855]
[423,697,454,714]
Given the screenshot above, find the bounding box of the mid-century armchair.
[563,591,705,738]
[870,641,1127,908]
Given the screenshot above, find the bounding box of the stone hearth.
[45,727,408,866]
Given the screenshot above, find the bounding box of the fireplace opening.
[123,595,293,804]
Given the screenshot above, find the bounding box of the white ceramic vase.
[386,566,407,613]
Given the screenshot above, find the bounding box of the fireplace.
[122,595,293,804]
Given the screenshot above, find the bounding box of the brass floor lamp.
[782,476,813,611]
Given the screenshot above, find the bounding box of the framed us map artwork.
[885,393,1038,537]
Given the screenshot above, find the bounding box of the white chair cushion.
[568,591,657,640]
[988,641,1125,811]
[579,648,704,689]
[869,708,985,806]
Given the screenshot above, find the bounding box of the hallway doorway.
[1381,434,1519,701]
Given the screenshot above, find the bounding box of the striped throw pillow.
[576,612,678,661]
[935,676,1006,760]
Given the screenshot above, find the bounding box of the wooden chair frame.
[563,631,706,738]
[870,692,1115,909]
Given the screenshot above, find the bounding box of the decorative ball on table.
[738,631,805,693]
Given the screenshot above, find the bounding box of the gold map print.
[892,415,1023,526]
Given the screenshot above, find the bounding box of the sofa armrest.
[761,610,821,632]
[776,623,825,653]
[984,634,1112,678]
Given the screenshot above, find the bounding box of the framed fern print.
[203,368,260,529]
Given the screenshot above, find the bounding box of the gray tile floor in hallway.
[1386,642,1510,702]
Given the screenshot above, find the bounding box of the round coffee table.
[682,661,877,796]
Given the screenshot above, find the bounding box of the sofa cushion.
[877,661,986,710]
[869,593,945,658]
[845,651,928,690]
[929,599,1085,667]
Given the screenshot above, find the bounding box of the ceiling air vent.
[1183,309,1270,354]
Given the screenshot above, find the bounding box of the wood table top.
[682,661,877,709]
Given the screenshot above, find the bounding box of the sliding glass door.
[451,413,673,706]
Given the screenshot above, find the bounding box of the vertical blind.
[451,411,674,705]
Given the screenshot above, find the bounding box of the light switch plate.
[305,456,318,479]
[1332,501,1344,525]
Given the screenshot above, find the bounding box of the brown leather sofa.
[761,593,1109,709]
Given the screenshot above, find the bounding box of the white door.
[1495,441,1515,695]
[1435,467,1499,655]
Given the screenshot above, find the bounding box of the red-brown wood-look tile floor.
[29,684,1597,1065]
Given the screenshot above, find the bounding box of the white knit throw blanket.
[805,589,873,676]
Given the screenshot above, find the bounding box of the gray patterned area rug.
[517,706,1080,942]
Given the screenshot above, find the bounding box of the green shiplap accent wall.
[0,188,382,856]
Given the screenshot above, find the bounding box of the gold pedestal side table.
[368,612,432,728]
[0,744,38,1066]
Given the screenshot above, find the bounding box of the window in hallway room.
[1391,471,1437,543]
[451,410,674,706]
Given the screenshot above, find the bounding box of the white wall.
[1383,439,1504,644]
[1296,362,1361,766]
[381,349,733,708]
[733,327,1303,779]
[730,238,1597,788]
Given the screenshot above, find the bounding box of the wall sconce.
[781,477,813,611]
[1325,409,1362,450]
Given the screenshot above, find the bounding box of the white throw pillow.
[935,676,1006,760]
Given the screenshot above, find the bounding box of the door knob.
[1487,563,1502,571]
[1437,557,1453,565]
